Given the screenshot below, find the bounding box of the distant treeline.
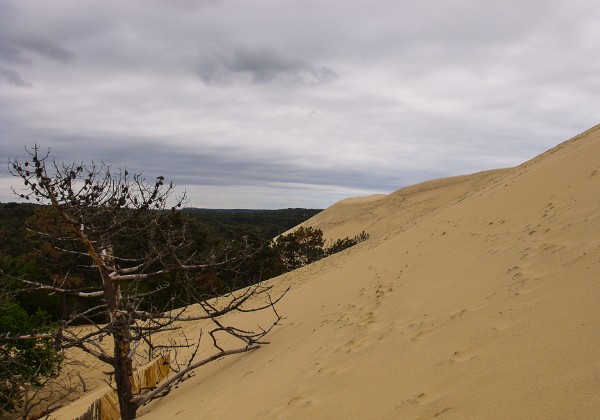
[181,207,322,240]
[0,203,321,260]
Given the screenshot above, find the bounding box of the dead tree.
[2,146,285,419]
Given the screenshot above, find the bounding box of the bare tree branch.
[1,271,104,298]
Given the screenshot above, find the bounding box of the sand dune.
[59,124,600,419]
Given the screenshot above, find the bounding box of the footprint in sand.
[450,309,467,319]
[287,396,311,408]
[433,407,453,417]
[451,349,479,363]
[410,329,434,341]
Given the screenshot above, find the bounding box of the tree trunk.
[113,333,136,420]
[101,245,137,419]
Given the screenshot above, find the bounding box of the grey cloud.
[0,36,75,65]
[0,66,29,86]
[196,47,338,86]
[17,37,75,62]
[0,1,74,87]
[0,38,31,65]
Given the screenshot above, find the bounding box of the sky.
[1,0,599,209]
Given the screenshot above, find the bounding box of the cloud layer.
[1,0,599,208]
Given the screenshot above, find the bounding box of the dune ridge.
[59,124,600,419]
[291,168,510,244]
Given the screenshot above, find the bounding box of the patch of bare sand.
[58,124,600,419]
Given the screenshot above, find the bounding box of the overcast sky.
[1,0,599,208]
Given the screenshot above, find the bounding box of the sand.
[57,124,600,419]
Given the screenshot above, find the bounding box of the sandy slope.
[60,124,600,419]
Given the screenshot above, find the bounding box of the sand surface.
[57,125,600,419]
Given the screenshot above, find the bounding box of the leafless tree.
[2,146,285,419]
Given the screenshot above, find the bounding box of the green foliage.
[326,231,370,256]
[0,294,61,416]
[273,227,370,271]
[273,226,326,270]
